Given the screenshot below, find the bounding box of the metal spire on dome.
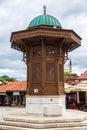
[43,5,46,15]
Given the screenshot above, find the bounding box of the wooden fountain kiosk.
[10,7,81,115]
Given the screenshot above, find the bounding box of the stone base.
[43,104,63,116]
[26,95,66,116]
[2,108,87,130]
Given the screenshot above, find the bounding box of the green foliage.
[0,75,17,82]
[1,75,9,79]
[64,72,71,76]
[64,72,77,76]
[0,77,7,82]
[9,78,17,82]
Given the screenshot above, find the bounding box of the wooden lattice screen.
[46,63,55,82]
[32,63,41,82]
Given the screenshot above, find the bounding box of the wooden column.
[77,92,80,103]
[41,37,45,94]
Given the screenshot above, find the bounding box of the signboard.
[34,89,38,93]
[0,93,6,95]
[13,92,20,95]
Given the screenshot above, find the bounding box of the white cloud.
[0,0,87,80]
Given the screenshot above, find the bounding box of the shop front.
[6,91,26,106]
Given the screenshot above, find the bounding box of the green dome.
[28,15,62,28]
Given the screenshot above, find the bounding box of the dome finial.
[43,5,46,15]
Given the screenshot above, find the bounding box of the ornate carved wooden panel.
[44,83,57,95]
[32,46,41,57]
[46,44,56,56]
[46,63,55,82]
[32,63,41,82]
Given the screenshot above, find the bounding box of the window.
[46,44,56,56]
[32,45,41,57]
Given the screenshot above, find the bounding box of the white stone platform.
[1,107,87,130]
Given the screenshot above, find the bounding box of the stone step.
[53,126,87,130]
[1,109,87,129]
[0,124,29,130]
[0,124,87,130]
[0,119,87,129]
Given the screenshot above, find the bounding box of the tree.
[0,75,17,82]
[64,72,78,77]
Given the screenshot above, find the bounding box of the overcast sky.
[0,0,87,80]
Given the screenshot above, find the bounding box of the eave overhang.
[10,26,81,52]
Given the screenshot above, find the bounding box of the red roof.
[0,81,26,93]
[77,70,87,80]
[71,70,87,85]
